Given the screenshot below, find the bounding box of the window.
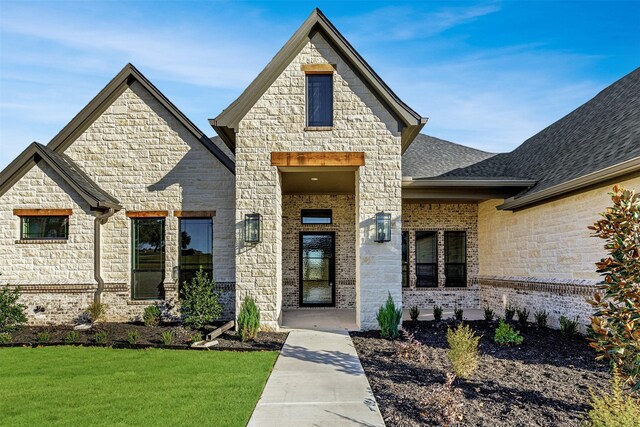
[179,218,213,290]
[21,216,68,240]
[415,231,437,287]
[445,231,467,287]
[306,74,333,127]
[402,231,409,287]
[131,218,165,300]
[301,209,332,224]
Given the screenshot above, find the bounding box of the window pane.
[445,231,466,287]
[401,231,409,287]
[301,209,332,224]
[132,218,165,300]
[21,216,68,239]
[415,231,437,287]
[306,74,333,126]
[179,218,213,288]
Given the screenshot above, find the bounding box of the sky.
[0,0,638,169]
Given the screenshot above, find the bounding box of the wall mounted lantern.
[375,212,391,242]
[244,213,262,243]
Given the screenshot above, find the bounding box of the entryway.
[299,232,335,307]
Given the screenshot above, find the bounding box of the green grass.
[0,346,278,427]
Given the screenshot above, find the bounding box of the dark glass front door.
[299,232,335,306]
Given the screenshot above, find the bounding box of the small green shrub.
[0,332,11,344]
[505,305,516,322]
[409,305,420,322]
[587,369,640,427]
[376,293,402,339]
[484,307,495,321]
[65,330,79,344]
[160,330,174,346]
[189,331,203,343]
[433,305,443,322]
[143,305,161,327]
[237,297,261,342]
[534,310,548,328]
[494,320,524,345]
[94,331,108,344]
[560,316,579,335]
[0,287,27,332]
[36,331,51,343]
[86,301,107,323]
[516,307,530,327]
[447,323,480,379]
[127,329,139,345]
[454,308,464,321]
[179,267,222,330]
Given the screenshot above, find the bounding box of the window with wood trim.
[306,74,333,127]
[20,216,69,240]
[131,218,165,300]
[415,231,437,287]
[445,231,467,287]
[402,231,409,287]
[301,209,332,224]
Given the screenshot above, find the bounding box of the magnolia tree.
[588,185,640,394]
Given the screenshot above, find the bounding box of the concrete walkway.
[248,329,385,427]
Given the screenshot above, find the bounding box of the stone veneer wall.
[401,202,480,309]
[0,82,236,325]
[281,194,356,309]
[235,32,402,330]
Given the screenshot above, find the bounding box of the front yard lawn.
[0,346,278,426]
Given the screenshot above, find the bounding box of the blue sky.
[0,0,638,169]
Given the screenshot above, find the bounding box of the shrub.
[484,307,495,321]
[189,331,203,343]
[588,185,640,393]
[143,305,161,327]
[65,330,79,344]
[396,330,426,363]
[94,331,108,344]
[127,329,139,345]
[421,373,464,426]
[516,307,530,327]
[237,297,261,342]
[86,301,107,323]
[494,320,524,345]
[534,310,548,328]
[447,323,480,379]
[36,331,51,343]
[179,267,222,330]
[0,287,27,332]
[454,308,464,321]
[560,316,579,335]
[0,332,11,344]
[505,305,516,322]
[433,305,443,322]
[409,305,420,322]
[587,369,640,427]
[376,292,402,339]
[160,330,174,346]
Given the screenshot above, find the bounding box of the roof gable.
[210,8,427,153]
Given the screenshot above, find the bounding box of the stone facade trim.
[479,276,596,296]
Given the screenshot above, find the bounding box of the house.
[1,9,638,330]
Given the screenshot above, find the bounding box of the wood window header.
[126,211,169,218]
[174,210,216,218]
[271,152,365,167]
[13,209,72,217]
[301,63,335,74]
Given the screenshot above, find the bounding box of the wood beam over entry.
[271,152,365,167]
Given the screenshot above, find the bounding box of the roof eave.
[402,178,537,188]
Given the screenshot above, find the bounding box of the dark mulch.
[351,320,610,427]
[4,322,287,351]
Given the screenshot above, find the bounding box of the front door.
[299,232,335,307]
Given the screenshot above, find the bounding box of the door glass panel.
[179,218,213,289]
[300,233,333,305]
[132,218,165,300]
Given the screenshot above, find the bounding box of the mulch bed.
[3,322,287,351]
[351,320,610,427]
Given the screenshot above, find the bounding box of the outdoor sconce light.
[375,212,391,242]
[244,213,262,243]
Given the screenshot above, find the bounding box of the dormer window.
[306,74,333,127]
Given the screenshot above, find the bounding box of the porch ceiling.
[281,170,355,194]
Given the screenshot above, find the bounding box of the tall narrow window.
[306,74,333,127]
[415,231,437,287]
[179,218,213,290]
[445,231,467,287]
[402,231,409,287]
[21,216,69,240]
[132,218,165,300]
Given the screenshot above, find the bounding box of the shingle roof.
[442,67,640,199]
